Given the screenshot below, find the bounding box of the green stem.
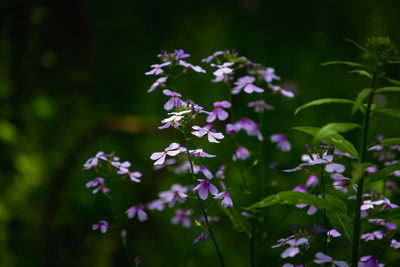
[351,71,376,266]
[320,165,328,254]
[183,127,225,267]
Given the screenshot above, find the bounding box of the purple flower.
[127,171,142,183]
[160,110,191,126]
[360,199,386,211]
[92,220,108,234]
[368,219,397,231]
[174,49,190,60]
[202,51,224,63]
[126,205,148,222]
[211,62,234,77]
[150,142,182,165]
[189,148,216,158]
[158,184,188,208]
[314,252,349,267]
[191,125,224,143]
[86,177,110,194]
[147,199,166,211]
[270,134,291,152]
[206,101,231,123]
[248,100,274,113]
[259,67,280,83]
[226,118,263,141]
[215,165,225,179]
[214,191,233,207]
[84,151,108,169]
[145,62,171,75]
[327,229,341,237]
[391,239,400,249]
[171,209,192,228]
[232,146,250,161]
[269,84,295,98]
[359,255,383,267]
[162,89,182,110]
[179,60,206,73]
[198,165,213,179]
[281,237,309,258]
[361,231,384,241]
[193,179,218,200]
[232,76,264,95]
[148,76,168,93]
[193,231,208,244]
[305,174,319,188]
[111,160,131,174]
[300,153,345,173]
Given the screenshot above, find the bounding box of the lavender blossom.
[226,118,263,141]
[189,148,216,158]
[84,151,107,169]
[145,62,171,75]
[162,89,182,110]
[171,209,192,228]
[206,101,231,123]
[391,239,400,249]
[179,60,206,73]
[248,100,274,113]
[269,84,295,98]
[202,51,224,63]
[174,49,190,60]
[126,205,148,222]
[314,252,349,267]
[232,146,250,161]
[191,125,224,143]
[86,177,110,194]
[193,179,218,200]
[361,231,384,241]
[92,220,108,234]
[148,76,168,93]
[159,184,188,207]
[193,231,208,244]
[211,62,234,77]
[259,67,280,83]
[214,191,233,207]
[232,76,264,95]
[150,142,182,165]
[270,134,291,152]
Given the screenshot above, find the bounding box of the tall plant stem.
[183,127,225,267]
[351,71,376,266]
[320,165,328,254]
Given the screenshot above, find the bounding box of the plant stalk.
[351,71,376,266]
[184,127,225,267]
[320,165,328,254]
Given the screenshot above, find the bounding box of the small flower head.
[206,101,231,123]
[193,179,218,200]
[86,177,110,194]
[92,220,108,234]
[148,76,168,93]
[211,62,234,77]
[126,205,148,222]
[248,100,274,113]
[191,125,224,143]
[171,209,192,228]
[84,151,108,169]
[145,62,171,76]
[232,146,250,161]
[193,231,208,244]
[150,143,182,165]
[232,76,264,95]
[270,133,291,152]
[213,191,233,207]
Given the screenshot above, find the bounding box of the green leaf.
[352,162,372,184]
[294,98,354,115]
[245,191,353,243]
[221,207,251,237]
[375,86,400,94]
[352,88,373,115]
[326,211,353,244]
[344,37,366,51]
[365,161,400,185]
[349,70,372,79]
[321,61,368,68]
[245,191,348,212]
[375,108,400,119]
[313,122,360,144]
[383,76,400,86]
[293,126,360,160]
[388,60,400,64]
[368,208,400,219]
[379,138,400,146]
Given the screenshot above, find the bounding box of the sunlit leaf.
[295,98,354,115]
[321,61,368,68]
[379,138,400,146]
[375,86,400,94]
[352,88,373,115]
[375,108,400,119]
[349,70,372,79]
[313,122,360,144]
[365,161,400,185]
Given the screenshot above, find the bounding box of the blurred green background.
[1,0,400,266]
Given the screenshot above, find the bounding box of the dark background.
[1,0,400,266]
